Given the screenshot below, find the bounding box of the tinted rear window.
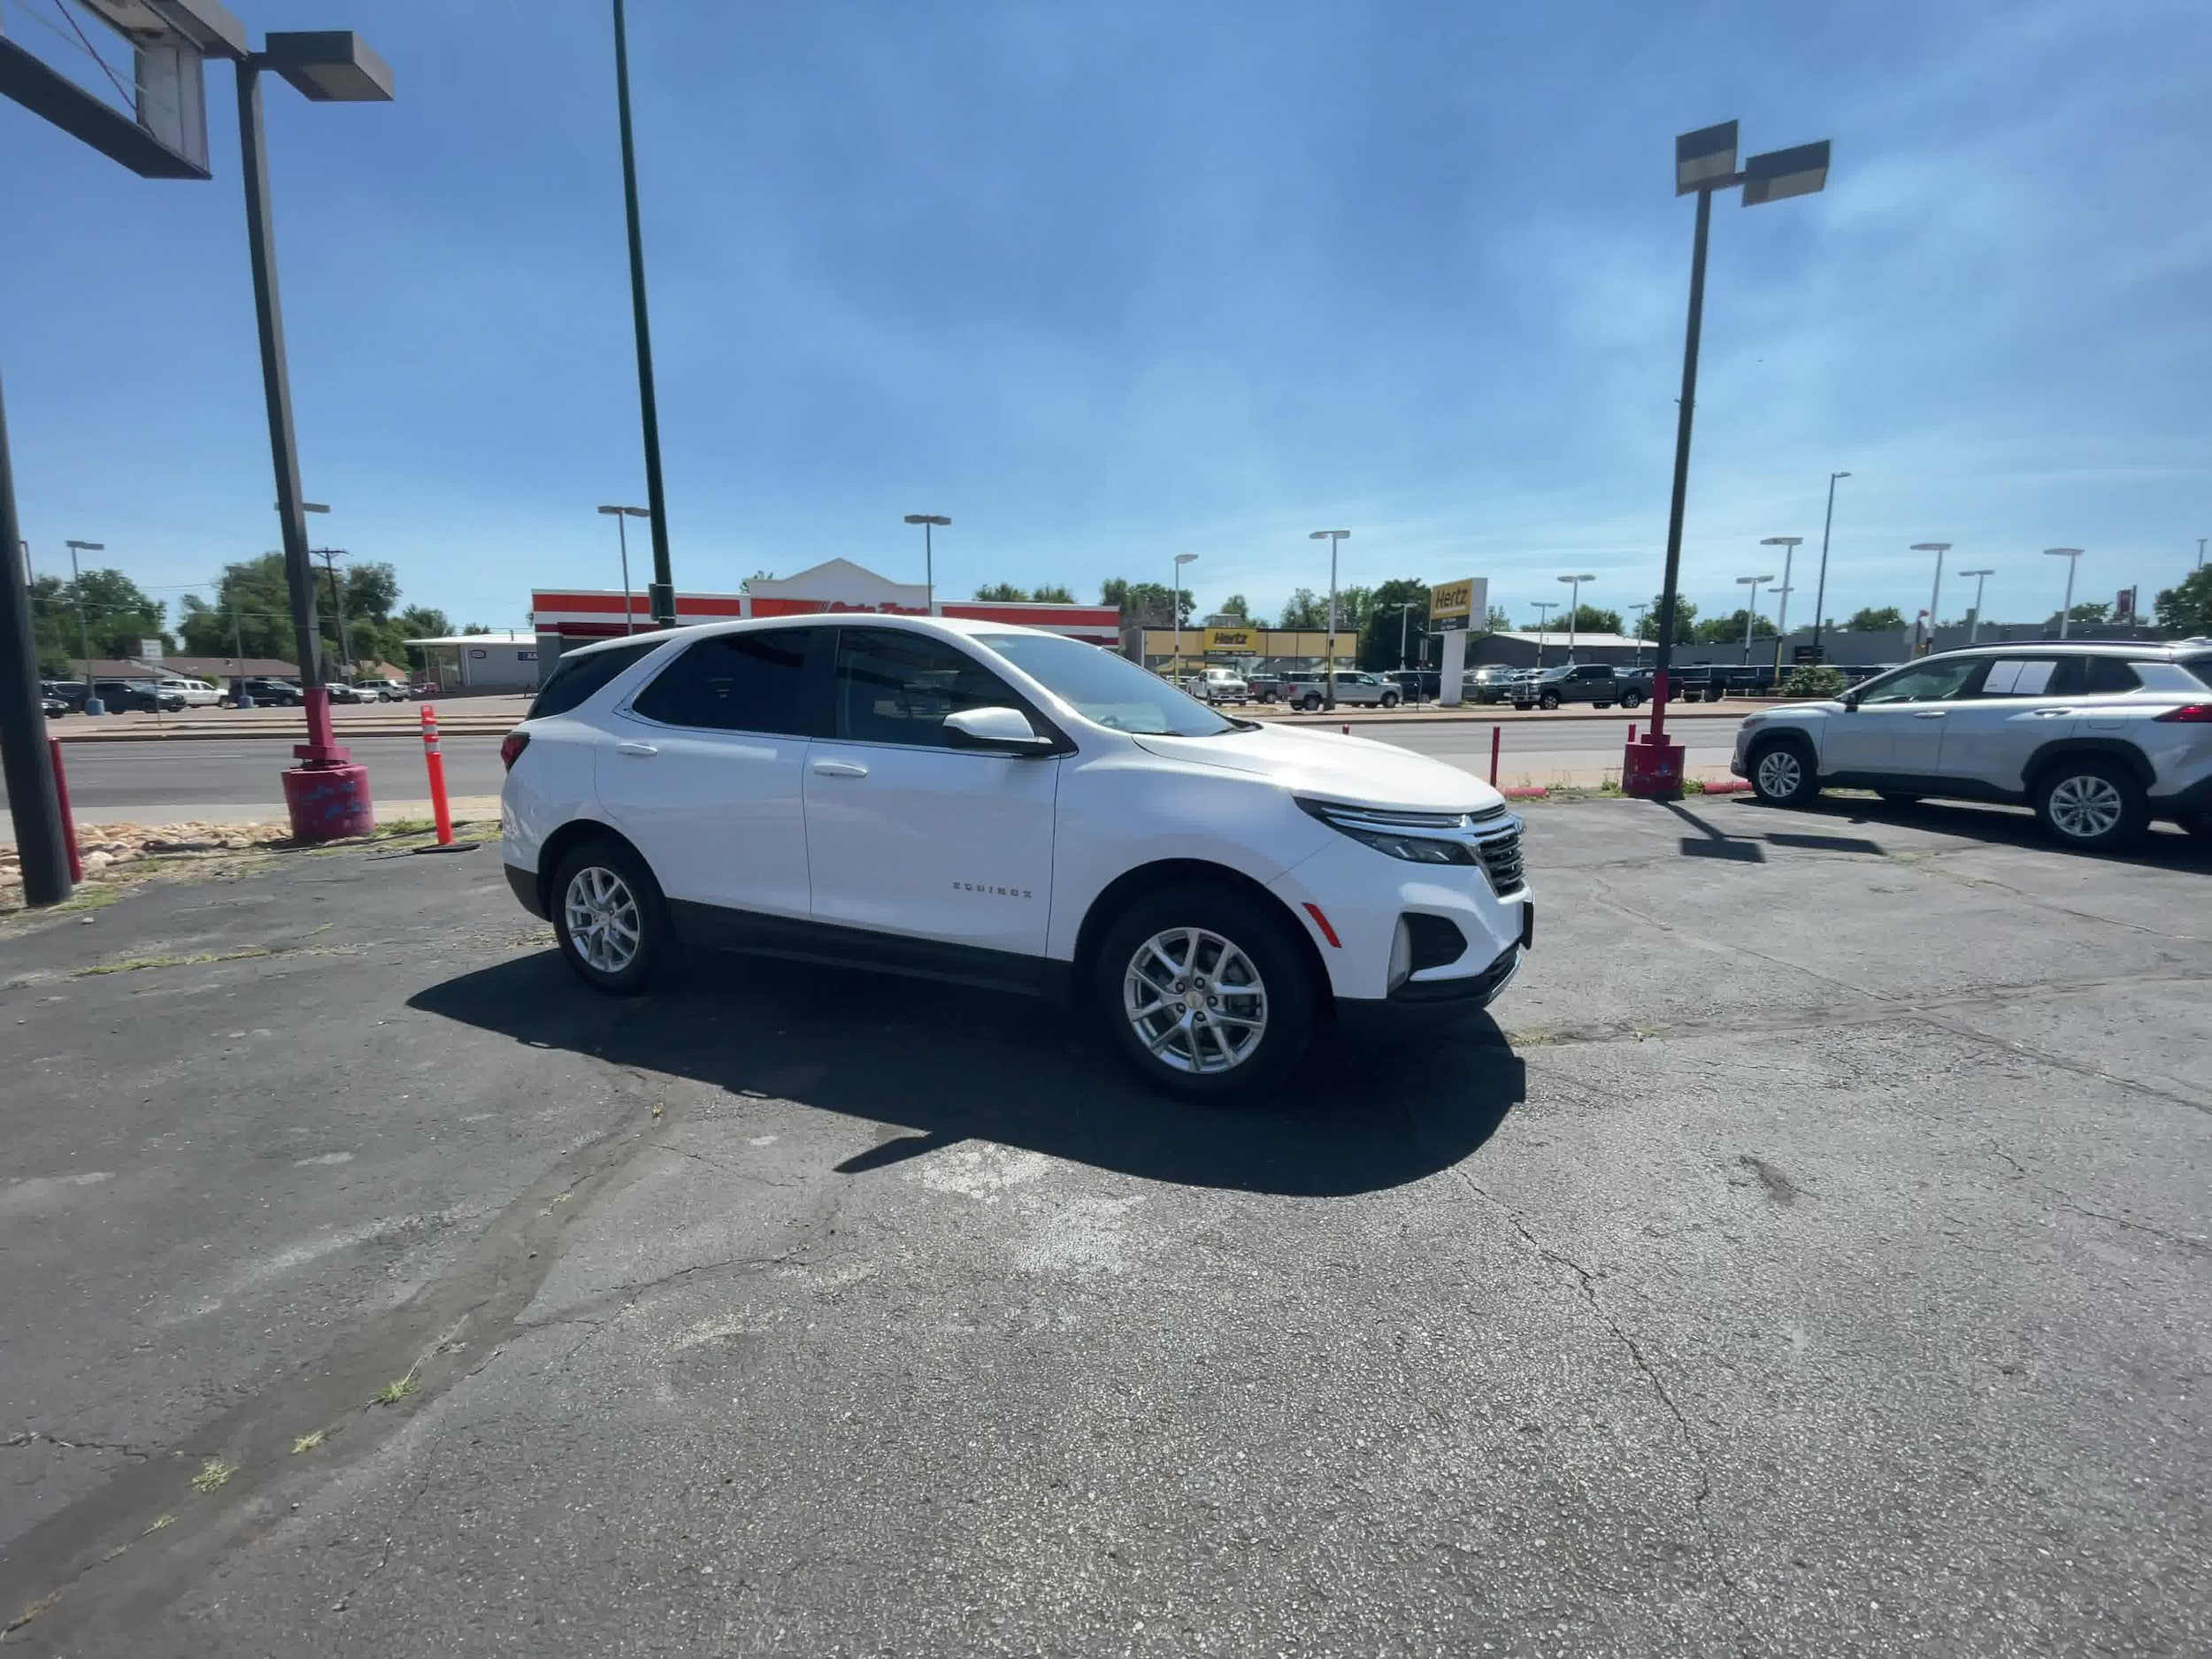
[529,641,660,719]
[2180,654,2212,691]
[632,630,815,733]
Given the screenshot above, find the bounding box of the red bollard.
[47,738,83,883]
[421,704,454,846]
[1489,725,1502,787]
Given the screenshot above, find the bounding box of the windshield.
[974,632,1238,736]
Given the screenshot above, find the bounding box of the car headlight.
[1297,798,1480,864]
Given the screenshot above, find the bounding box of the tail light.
[500,730,531,769]
[2152,704,2212,723]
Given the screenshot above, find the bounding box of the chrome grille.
[1474,824,1525,895]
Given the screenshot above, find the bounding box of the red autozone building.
[531,558,1120,678]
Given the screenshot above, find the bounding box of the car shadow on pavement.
[1710,793,2212,866]
[409,951,1525,1198]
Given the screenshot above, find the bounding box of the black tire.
[2181,812,2212,845]
[550,837,672,994]
[1093,882,1317,1102]
[1747,737,1820,806]
[1379,691,1400,709]
[1619,689,1643,709]
[1595,701,1613,710]
[1538,690,1561,710]
[1512,702,1532,711]
[1298,694,1323,711]
[2032,757,2147,853]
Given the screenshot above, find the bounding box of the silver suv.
[1732,641,2212,850]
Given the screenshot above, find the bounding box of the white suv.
[500,617,1532,1097]
[1732,641,2212,850]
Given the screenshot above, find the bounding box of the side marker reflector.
[1302,902,1342,948]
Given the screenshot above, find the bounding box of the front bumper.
[1336,939,1524,1041]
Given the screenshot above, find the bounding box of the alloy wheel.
[2047,773,2124,841]
[1755,749,1802,798]
[1124,926,1269,1075]
[564,864,641,974]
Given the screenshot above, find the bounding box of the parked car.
[42,679,88,712]
[234,676,303,706]
[1509,664,1645,710]
[500,617,1532,1099]
[1463,665,1525,705]
[1179,666,1249,705]
[159,677,225,708]
[91,679,186,713]
[1387,669,1440,703]
[1733,642,2212,850]
[1271,669,1403,710]
[42,693,66,719]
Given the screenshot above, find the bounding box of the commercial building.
[1128,625,1359,677]
[528,558,1121,680]
[403,631,540,690]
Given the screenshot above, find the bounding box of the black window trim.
[618,625,833,739]
[825,625,1076,757]
[530,635,670,721]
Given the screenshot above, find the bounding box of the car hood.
[1133,724,1502,814]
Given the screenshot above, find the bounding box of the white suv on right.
[1732,641,2212,850]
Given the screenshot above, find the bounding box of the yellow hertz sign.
[1430,578,1476,630]
[1203,626,1254,654]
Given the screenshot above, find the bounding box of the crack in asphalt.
[4,1432,157,1462]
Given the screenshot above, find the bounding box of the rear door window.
[529,640,661,718]
[631,630,818,734]
[1977,657,2062,696]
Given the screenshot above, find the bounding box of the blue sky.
[6,0,2208,638]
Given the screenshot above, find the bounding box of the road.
[4,798,2205,1654]
[5,717,1747,826]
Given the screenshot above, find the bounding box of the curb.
[1501,786,1549,800]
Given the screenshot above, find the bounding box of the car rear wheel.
[1748,738,1820,806]
[1094,884,1317,1102]
[552,839,671,994]
[2033,757,2146,852]
[1379,691,1400,709]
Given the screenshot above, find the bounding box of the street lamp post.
[1172,552,1197,679]
[1310,529,1350,709]
[1531,600,1556,669]
[1632,119,1831,798]
[1394,602,1420,673]
[1959,568,1994,644]
[2045,547,2085,638]
[1760,536,1802,675]
[234,27,394,841]
[1630,603,1651,669]
[65,539,104,714]
[902,514,950,614]
[1809,472,1849,664]
[597,504,649,633]
[1736,573,1774,662]
[610,0,675,626]
[1912,542,1951,655]
[1556,572,1594,664]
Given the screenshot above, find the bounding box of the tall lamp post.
[1556,572,1594,664]
[1531,600,1556,669]
[1735,573,1774,662]
[1629,119,1832,798]
[2045,547,2085,638]
[236,28,394,841]
[1912,542,1951,655]
[65,539,105,714]
[1393,602,1421,673]
[1630,603,1651,669]
[597,504,649,633]
[610,0,674,626]
[1959,567,1994,644]
[903,514,950,614]
[1808,471,1849,664]
[1310,529,1350,709]
[1171,553,1197,678]
[1760,535,1802,674]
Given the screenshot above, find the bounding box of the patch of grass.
[290,1430,326,1455]
[371,1375,418,1407]
[142,1513,175,1535]
[5,1591,61,1634]
[73,945,273,979]
[190,1459,236,1494]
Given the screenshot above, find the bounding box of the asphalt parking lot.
[2,800,2207,1655]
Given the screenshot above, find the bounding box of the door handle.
[2032,707,2076,718]
[811,759,869,779]
[1911,710,1947,719]
[616,741,658,757]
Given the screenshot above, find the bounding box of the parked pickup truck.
[1509,663,1647,710]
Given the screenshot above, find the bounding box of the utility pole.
[65,539,104,713]
[611,0,675,626]
[318,546,352,674]
[230,590,254,706]
[1809,472,1850,664]
[0,380,71,903]
[1309,529,1350,709]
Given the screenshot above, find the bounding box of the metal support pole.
[68,541,96,703]
[1648,184,1712,743]
[924,519,934,615]
[1769,544,1796,678]
[235,58,342,762]
[231,596,252,704]
[0,378,71,904]
[612,0,674,626]
[1171,557,1180,675]
[617,511,634,634]
[1811,472,1841,663]
[320,547,351,674]
[1324,541,1339,711]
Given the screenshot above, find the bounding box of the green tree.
[1694,609,1776,644]
[1357,578,1432,669]
[1278,587,1327,629]
[1638,594,1697,642]
[1479,604,1511,635]
[1845,605,1906,632]
[462,623,494,636]
[1335,585,1374,634]
[1099,577,1193,626]
[2154,567,2212,635]
[1563,604,1623,635]
[35,568,173,663]
[974,581,1029,601]
[1031,583,1076,604]
[1783,664,1849,697]
[2046,601,2112,630]
[178,553,296,662]
[1219,594,1249,618]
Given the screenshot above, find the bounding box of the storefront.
[1129,625,1359,678]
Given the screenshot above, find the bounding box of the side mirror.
[1839,692,1860,710]
[944,705,1055,755]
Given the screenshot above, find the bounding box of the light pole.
[598,504,649,633]
[1959,568,1994,644]
[1912,542,1951,655]
[65,539,104,714]
[236,27,394,840]
[1394,602,1420,673]
[1736,573,1774,663]
[1556,572,1594,664]
[2197,536,2205,572]
[610,0,675,626]
[1760,535,1802,674]
[1635,120,1830,797]
[1531,600,1556,669]
[1809,471,1849,664]
[1630,603,1651,669]
[903,513,949,614]
[2045,547,2085,638]
[1172,552,1197,679]
[1310,529,1350,709]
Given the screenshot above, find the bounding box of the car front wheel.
[1379,691,1400,709]
[1748,738,1820,806]
[1095,884,1317,1101]
[1619,689,1643,708]
[552,840,671,993]
[1298,694,1323,711]
[2033,757,2146,853]
[1538,691,1561,710]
